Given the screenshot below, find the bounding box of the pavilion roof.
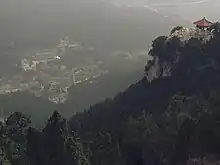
[193,17,213,27]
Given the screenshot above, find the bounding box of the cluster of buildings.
[21,59,39,72]
[57,37,81,49]
[0,32,150,104]
[20,37,83,73]
[0,36,107,103]
[57,37,82,55]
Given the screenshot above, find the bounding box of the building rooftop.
[193,17,213,27]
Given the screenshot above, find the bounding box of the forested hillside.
[69,23,220,165]
[3,23,220,165]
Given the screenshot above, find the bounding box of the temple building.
[193,17,213,30]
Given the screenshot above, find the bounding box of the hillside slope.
[69,23,220,165]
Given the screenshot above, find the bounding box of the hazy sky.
[108,0,220,22]
[0,0,219,45]
[1,0,219,22]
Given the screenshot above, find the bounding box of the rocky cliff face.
[145,26,214,82]
[170,27,213,43]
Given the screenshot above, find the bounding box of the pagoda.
[193,17,213,29]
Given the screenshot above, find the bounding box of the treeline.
[0,111,89,165]
[0,92,56,126]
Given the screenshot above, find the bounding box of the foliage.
[0,111,89,165]
[170,26,184,35]
[0,92,56,127]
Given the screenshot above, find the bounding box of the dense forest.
[2,23,220,165]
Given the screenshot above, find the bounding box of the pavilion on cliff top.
[193,17,213,29]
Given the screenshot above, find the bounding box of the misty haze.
[0,0,173,120]
[1,1,220,165]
